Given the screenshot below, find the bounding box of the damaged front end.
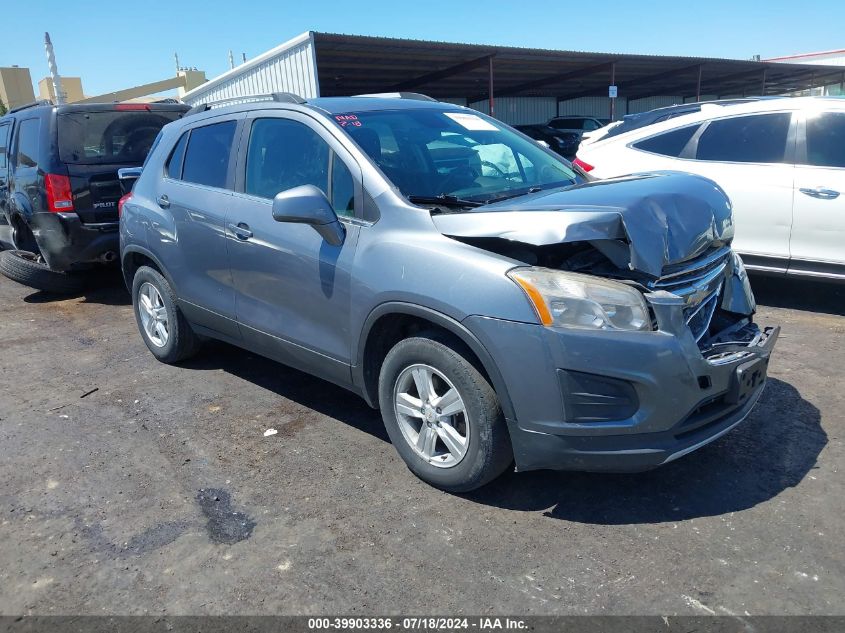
[433,171,771,355]
[434,171,779,472]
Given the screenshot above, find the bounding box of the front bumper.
[30,212,119,271]
[464,309,779,473]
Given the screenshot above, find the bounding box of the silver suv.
[119,93,779,491]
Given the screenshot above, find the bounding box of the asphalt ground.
[0,271,842,616]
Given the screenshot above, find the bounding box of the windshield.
[334,109,577,204]
[58,110,183,165]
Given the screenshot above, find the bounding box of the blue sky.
[5,0,845,97]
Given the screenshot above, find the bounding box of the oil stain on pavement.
[196,488,256,545]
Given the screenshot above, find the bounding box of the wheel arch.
[354,302,515,422]
[121,246,175,293]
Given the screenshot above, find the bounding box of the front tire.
[378,332,512,492]
[131,266,201,363]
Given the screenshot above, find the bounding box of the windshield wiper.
[481,187,544,206]
[408,194,483,209]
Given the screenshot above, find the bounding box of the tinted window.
[633,125,699,157]
[696,113,791,163]
[166,132,189,179]
[805,112,845,168]
[0,123,9,170]
[57,110,182,165]
[182,121,236,189]
[245,118,330,198]
[16,119,41,168]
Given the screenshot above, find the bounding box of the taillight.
[118,192,133,218]
[44,174,75,212]
[572,157,594,172]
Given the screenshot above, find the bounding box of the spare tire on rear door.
[0,250,85,295]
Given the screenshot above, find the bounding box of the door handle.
[228,222,253,240]
[157,194,170,208]
[799,187,840,200]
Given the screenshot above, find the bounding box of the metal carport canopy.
[311,32,844,103]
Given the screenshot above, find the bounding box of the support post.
[488,56,495,117]
[760,68,767,96]
[609,62,616,121]
[696,65,702,101]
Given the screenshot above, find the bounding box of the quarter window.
[805,112,845,168]
[245,118,356,217]
[181,121,237,189]
[166,132,189,180]
[632,125,699,157]
[695,113,791,164]
[16,119,41,168]
[0,123,9,170]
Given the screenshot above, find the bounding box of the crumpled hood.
[432,172,734,277]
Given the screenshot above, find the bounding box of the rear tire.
[378,331,513,492]
[131,265,202,363]
[0,250,85,295]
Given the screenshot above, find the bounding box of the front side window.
[695,113,791,164]
[16,119,40,168]
[805,112,845,168]
[0,123,9,170]
[337,109,576,204]
[632,124,699,157]
[181,120,237,189]
[245,118,356,217]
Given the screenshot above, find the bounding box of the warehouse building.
[181,31,845,125]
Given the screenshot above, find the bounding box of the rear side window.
[0,123,9,170]
[632,125,699,157]
[695,113,791,163]
[16,119,41,168]
[805,112,845,168]
[181,121,237,189]
[57,110,183,165]
[166,132,189,179]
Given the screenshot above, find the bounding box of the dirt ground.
[0,271,842,616]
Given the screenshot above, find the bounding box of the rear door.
[57,107,184,224]
[790,110,845,276]
[682,111,796,269]
[151,117,242,338]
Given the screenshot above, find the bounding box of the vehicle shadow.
[179,340,390,443]
[21,269,131,306]
[463,377,825,524]
[750,273,845,317]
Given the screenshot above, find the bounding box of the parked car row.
[1,94,779,492]
[576,96,845,281]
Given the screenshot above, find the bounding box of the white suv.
[575,97,845,281]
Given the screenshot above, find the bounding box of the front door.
[790,110,845,276]
[226,112,363,386]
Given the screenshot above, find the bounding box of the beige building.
[0,66,36,110]
[38,76,85,103]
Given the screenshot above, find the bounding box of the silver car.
[119,94,779,491]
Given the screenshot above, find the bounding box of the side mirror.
[271,184,345,246]
[118,167,143,195]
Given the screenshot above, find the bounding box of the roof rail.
[184,92,306,117]
[354,92,438,102]
[8,99,53,114]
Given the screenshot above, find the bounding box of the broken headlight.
[508,268,650,332]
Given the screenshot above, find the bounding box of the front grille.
[648,246,731,343]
